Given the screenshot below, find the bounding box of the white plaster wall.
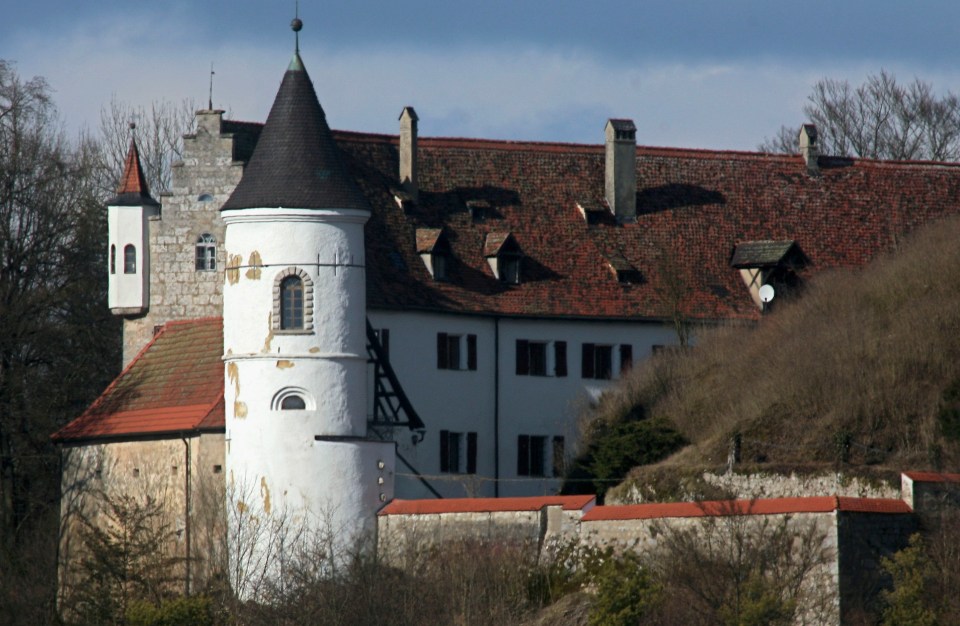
[367,310,679,499]
[108,204,156,311]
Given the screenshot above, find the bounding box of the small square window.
[440,430,477,474]
[437,333,477,370]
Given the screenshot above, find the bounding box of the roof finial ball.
[291,15,303,54]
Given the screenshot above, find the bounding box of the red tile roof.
[379,494,596,516]
[581,496,911,521]
[904,471,960,483]
[52,318,224,442]
[117,138,151,196]
[333,130,960,322]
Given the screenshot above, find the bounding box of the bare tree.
[760,70,960,161]
[0,59,120,623]
[98,96,196,196]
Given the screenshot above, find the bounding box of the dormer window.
[577,200,611,226]
[731,240,808,309]
[466,200,491,222]
[484,232,523,285]
[416,228,451,281]
[606,251,642,285]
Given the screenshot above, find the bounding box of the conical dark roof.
[222,54,369,211]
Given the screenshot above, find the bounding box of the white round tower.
[220,44,394,596]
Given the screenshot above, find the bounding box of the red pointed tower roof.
[108,137,160,207]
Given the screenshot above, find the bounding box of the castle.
[53,22,960,620]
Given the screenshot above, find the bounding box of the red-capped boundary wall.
[376,473,960,624]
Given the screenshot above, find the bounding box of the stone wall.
[58,433,226,600]
[122,111,251,365]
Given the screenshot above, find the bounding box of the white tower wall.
[108,203,156,314]
[222,206,393,591]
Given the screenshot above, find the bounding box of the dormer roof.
[221,53,368,212]
[107,138,159,207]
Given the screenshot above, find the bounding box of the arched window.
[195,233,216,271]
[271,387,313,411]
[197,193,214,202]
[110,244,116,274]
[123,244,136,274]
[280,395,306,410]
[272,267,314,332]
[280,275,304,330]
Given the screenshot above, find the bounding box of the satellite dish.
[759,284,775,304]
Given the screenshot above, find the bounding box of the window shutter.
[620,344,633,373]
[437,333,448,369]
[554,341,567,377]
[439,430,450,472]
[582,343,595,379]
[467,334,477,370]
[552,436,566,477]
[467,432,478,474]
[516,340,529,375]
[517,435,530,476]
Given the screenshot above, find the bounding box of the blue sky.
[5,1,960,149]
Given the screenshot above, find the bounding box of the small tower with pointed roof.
[220,20,395,595]
[107,132,160,315]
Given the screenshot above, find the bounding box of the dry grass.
[586,215,960,477]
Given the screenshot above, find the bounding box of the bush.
[575,417,687,500]
[589,551,662,626]
[126,596,214,626]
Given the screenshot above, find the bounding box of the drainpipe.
[494,317,500,497]
[181,435,191,595]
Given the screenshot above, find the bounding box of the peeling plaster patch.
[237,500,248,514]
[226,254,243,284]
[260,477,271,514]
[228,362,246,418]
[263,312,274,353]
[276,360,294,369]
[245,250,262,280]
[309,347,320,353]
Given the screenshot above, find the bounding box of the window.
[582,343,633,379]
[517,435,548,477]
[271,387,313,411]
[516,340,567,377]
[110,244,116,274]
[195,233,216,271]
[280,395,306,410]
[437,333,477,370]
[197,193,214,202]
[499,255,521,284]
[123,244,136,274]
[440,430,477,474]
[432,253,448,281]
[280,275,304,330]
[272,268,314,332]
[581,343,612,380]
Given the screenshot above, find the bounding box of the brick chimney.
[399,107,419,201]
[799,124,819,174]
[605,119,637,223]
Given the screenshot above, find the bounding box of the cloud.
[13,15,960,152]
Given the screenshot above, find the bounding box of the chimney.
[605,119,637,223]
[399,107,419,201]
[799,124,819,174]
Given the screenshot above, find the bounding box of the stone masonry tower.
[220,31,395,596]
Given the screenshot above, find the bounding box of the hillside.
[574,214,960,499]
